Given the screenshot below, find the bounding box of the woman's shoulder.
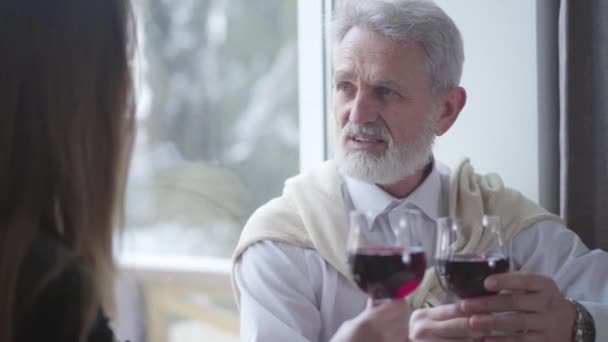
[15,235,115,342]
[17,234,80,306]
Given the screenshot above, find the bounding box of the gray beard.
[336,134,435,185]
[335,112,438,185]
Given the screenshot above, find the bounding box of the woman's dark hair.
[0,0,135,340]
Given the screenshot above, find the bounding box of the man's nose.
[348,92,379,125]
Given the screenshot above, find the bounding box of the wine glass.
[347,208,427,303]
[435,215,512,299]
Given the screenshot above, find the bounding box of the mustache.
[341,122,391,140]
[341,122,392,142]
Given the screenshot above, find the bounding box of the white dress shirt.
[235,162,608,341]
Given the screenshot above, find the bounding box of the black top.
[14,236,116,342]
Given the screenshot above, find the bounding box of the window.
[127,0,299,259]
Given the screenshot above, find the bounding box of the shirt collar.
[343,161,443,222]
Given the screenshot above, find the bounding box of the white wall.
[433,0,540,202]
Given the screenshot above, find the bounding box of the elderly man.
[232,0,607,341]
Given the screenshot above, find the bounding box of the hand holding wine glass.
[412,216,579,342]
[460,271,578,342]
[409,215,512,341]
[333,209,428,342]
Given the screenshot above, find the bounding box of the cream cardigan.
[232,159,561,309]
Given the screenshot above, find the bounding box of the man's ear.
[436,86,466,136]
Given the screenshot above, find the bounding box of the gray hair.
[332,0,464,95]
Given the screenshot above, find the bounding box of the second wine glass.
[435,215,512,299]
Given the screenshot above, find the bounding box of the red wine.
[348,247,426,300]
[437,254,509,299]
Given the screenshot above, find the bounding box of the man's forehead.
[332,30,428,83]
[333,37,423,69]
[333,38,407,60]
[332,48,407,81]
[333,45,398,70]
[334,27,419,52]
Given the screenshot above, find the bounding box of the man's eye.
[336,82,354,92]
[376,86,396,97]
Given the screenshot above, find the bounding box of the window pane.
[117,1,299,341]
[126,0,298,258]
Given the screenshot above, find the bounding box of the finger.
[410,306,483,340]
[414,303,468,321]
[484,272,554,293]
[429,317,485,339]
[410,311,485,340]
[414,335,485,342]
[416,339,480,342]
[469,312,544,334]
[483,331,544,342]
[460,292,547,314]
